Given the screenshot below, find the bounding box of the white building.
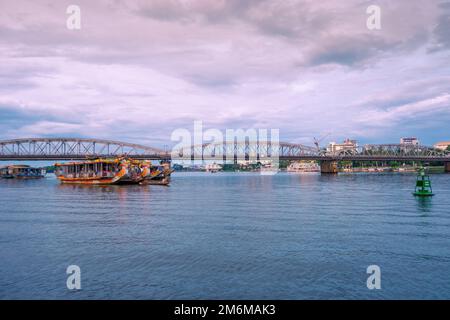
[400,137,420,145]
[434,141,450,151]
[327,139,358,154]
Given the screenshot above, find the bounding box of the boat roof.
[54,159,122,166]
[3,165,31,169]
[54,158,151,166]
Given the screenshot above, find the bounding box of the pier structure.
[320,161,339,174]
[445,162,450,173]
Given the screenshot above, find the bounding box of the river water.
[1,172,449,299]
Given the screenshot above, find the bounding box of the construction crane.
[313,133,331,151]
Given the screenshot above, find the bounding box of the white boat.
[287,161,320,173]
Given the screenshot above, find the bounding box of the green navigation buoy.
[413,167,434,197]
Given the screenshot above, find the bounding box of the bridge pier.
[445,162,450,173]
[320,160,338,174]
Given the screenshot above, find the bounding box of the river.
[1,172,449,299]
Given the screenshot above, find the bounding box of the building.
[433,141,450,151]
[400,137,420,145]
[327,139,358,154]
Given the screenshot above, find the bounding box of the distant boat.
[54,158,148,185]
[205,162,222,173]
[0,165,46,179]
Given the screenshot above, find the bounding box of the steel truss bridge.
[0,138,168,161]
[0,138,449,163]
[174,141,450,162]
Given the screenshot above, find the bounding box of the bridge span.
[1,138,449,173]
[0,138,168,161]
[173,141,450,173]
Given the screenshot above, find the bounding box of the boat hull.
[57,176,125,185]
[141,167,173,186]
[141,177,170,186]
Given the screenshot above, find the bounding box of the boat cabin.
[55,160,121,179]
[0,165,46,179]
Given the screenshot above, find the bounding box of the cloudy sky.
[0,0,449,147]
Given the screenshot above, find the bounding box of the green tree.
[390,161,399,168]
[279,160,289,169]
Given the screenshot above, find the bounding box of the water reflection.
[0,178,44,185]
[318,173,339,182]
[56,183,151,202]
[56,183,149,192]
[415,197,433,214]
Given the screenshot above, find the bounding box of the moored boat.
[54,158,145,185]
[0,165,46,179]
[287,161,320,173]
[141,162,173,186]
[125,159,151,184]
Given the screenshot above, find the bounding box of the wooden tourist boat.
[0,165,46,179]
[142,162,173,186]
[54,158,148,185]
